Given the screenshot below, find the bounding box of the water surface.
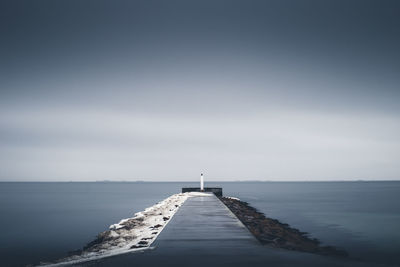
[0,181,399,266]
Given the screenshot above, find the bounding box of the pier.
[154,193,258,248]
[89,193,367,267]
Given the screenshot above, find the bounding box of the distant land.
[0,179,399,183]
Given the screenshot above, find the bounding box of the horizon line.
[1,179,400,183]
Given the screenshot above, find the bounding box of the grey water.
[0,181,399,267]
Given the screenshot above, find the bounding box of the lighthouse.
[200,173,204,191]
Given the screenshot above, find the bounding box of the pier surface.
[87,194,378,267]
[154,193,259,250]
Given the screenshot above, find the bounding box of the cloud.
[1,107,399,181]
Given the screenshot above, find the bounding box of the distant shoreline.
[1,180,399,183]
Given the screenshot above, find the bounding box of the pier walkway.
[153,193,259,251]
[87,194,377,267]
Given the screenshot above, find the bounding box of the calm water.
[0,181,399,267]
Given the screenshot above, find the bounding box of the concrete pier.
[88,194,371,267]
[154,193,258,248]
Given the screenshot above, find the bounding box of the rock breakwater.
[220,196,348,257]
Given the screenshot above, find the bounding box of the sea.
[0,181,399,267]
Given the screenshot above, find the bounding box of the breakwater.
[220,196,348,257]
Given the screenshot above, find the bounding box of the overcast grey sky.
[1,0,399,181]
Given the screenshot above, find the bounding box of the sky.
[0,0,399,181]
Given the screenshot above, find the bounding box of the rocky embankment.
[38,192,211,266]
[220,196,348,257]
